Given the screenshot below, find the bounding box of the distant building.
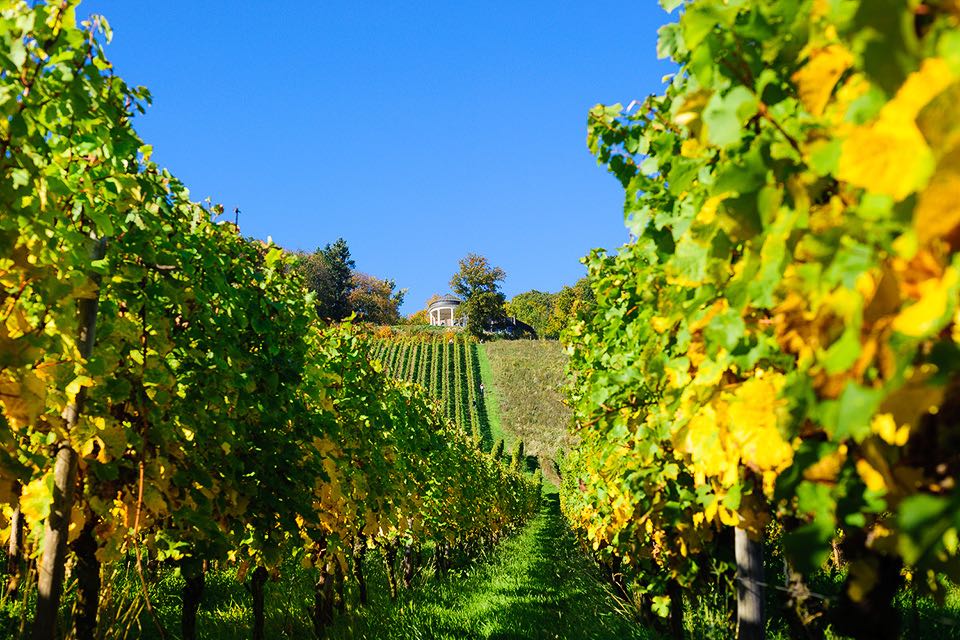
[428,294,463,327]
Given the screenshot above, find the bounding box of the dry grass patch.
[481,340,573,479]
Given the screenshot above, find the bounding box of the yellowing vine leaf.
[726,374,793,475]
[838,119,932,201]
[793,44,854,116]
[839,59,955,200]
[892,267,959,336]
[20,473,53,526]
[915,147,960,246]
[870,413,910,446]
[856,458,887,492]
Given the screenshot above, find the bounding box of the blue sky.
[83,1,673,313]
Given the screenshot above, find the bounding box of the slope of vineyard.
[372,333,493,447]
[372,336,574,480]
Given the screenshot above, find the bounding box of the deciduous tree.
[349,273,406,325]
[450,254,506,337]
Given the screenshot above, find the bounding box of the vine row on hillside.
[373,333,491,447]
[0,3,539,639]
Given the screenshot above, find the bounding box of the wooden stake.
[735,527,765,640]
[32,237,105,640]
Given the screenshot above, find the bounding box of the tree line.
[293,238,407,325]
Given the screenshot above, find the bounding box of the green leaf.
[827,383,883,442]
[898,493,960,566]
[783,517,834,575]
[821,328,861,375]
[703,87,759,148]
[704,307,745,352]
[657,23,685,61]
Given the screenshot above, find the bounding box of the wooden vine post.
[735,527,765,640]
[6,480,23,597]
[33,237,106,640]
[250,566,268,640]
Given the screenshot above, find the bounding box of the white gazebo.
[428,294,462,327]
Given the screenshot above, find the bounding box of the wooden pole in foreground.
[736,527,765,640]
[33,237,106,640]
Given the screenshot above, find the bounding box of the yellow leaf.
[65,375,94,400]
[915,147,960,246]
[695,193,731,224]
[726,373,794,473]
[20,473,53,526]
[0,371,47,428]
[680,139,702,158]
[803,444,848,483]
[704,499,718,523]
[856,459,887,492]
[674,403,738,486]
[869,413,910,446]
[892,267,959,336]
[718,505,739,527]
[838,59,955,200]
[650,316,672,333]
[838,119,933,201]
[67,504,85,543]
[888,58,955,122]
[793,44,854,116]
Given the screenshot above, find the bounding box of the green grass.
[4,496,650,639]
[475,343,506,447]
[324,494,652,640]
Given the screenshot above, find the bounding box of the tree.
[544,278,595,339]
[406,309,429,325]
[506,280,595,339]
[349,273,406,325]
[450,254,506,337]
[293,250,333,306]
[294,238,356,321]
[505,290,554,338]
[318,238,355,320]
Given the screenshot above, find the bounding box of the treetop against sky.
[81,1,673,313]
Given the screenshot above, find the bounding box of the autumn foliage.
[561,0,960,636]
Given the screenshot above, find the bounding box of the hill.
[481,340,573,481]
[370,333,573,481]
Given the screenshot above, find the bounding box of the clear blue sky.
[83,1,673,313]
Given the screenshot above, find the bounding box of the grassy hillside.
[480,340,573,478]
[370,335,573,480]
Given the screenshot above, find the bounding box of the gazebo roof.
[428,294,462,310]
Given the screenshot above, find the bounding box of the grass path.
[329,495,653,640]
[476,343,507,448]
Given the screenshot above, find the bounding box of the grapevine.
[562,1,960,637]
